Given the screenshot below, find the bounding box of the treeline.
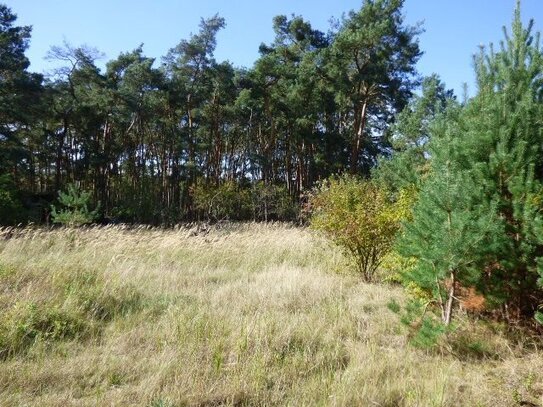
[0,0,421,224]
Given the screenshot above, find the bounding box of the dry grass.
[0,223,542,406]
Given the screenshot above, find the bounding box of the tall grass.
[0,224,541,406]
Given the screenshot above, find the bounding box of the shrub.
[249,182,298,221]
[51,183,100,226]
[193,181,299,222]
[193,181,251,221]
[380,250,418,284]
[308,175,409,281]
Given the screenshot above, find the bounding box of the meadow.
[0,224,542,406]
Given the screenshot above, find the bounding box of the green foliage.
[0,3,42,130]
[193,181,298,222]
[380,250,417,284]
[395,298,449,348]
[329,0,422,173]
[398,126,503,324]
[0,174,25,225]
[409,316,448,349]
[0,2,422,224]
[249,182,299,221]
[193,181,251,221]
[309,175,409,281]
[51,183,100,226]
[386,299,401,314]
[397,4,543,336]
[375,74,454,193]
[0,302,88,359]
[0,4,43,220]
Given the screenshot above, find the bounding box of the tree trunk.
[55,116,68,192]
[349,100,368,174]
[444,270,456,326]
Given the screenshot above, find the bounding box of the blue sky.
[8,0,543,97]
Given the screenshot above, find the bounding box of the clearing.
[0,224,541,406]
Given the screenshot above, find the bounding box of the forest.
[2,0,543,405]
[0,0,423,224]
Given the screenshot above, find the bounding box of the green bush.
[51,183,100,226]
[249,182,298,221]
[308,175,411,281]
[193,180,299,221]
[193,180,251,221]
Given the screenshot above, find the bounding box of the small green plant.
[51,183,100,226]
[212,343,225,372]
[387,299,401,314]
[410,317,448,349]
[535,310,543,325]
[148,399,176,407]
[390,297,450,349]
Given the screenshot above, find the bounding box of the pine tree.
[51,183,100,226]
[328,0,422,174]
[465,1,543,321]
[399,1,543,331]
[374,74,455,193]
[0,4,43,222]
[398,106,503,327]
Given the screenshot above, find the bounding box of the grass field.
[0,224,542,406]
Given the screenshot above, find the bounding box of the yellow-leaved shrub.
[309,175,413,282]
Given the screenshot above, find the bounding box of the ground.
[0,223,542,406]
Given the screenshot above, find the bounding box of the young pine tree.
[399,2,543,334]
[374,74,455,193]
[465,2,543,322]
[51,184,100,227]
[398,106,503,327]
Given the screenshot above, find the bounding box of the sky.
[8,0,543,97]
